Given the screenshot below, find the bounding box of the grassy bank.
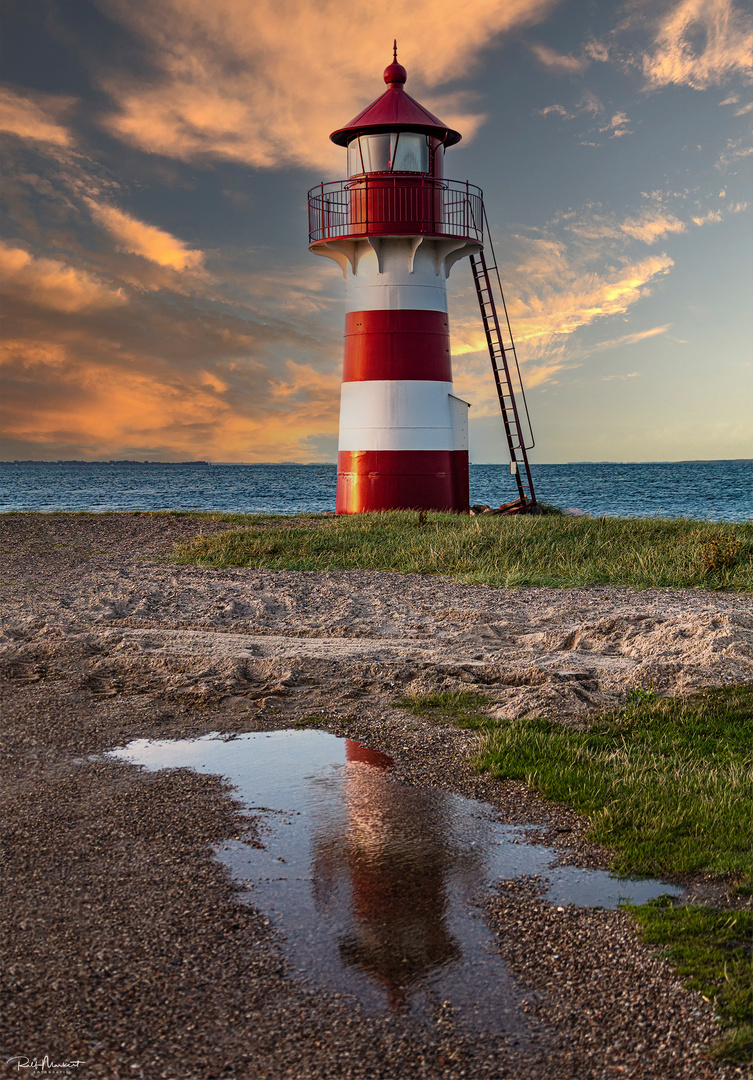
[396,685,753,1059]
[628,899,753,1061]
[396,686,753,883]
[473,685,753,884]
[173,512,753,590]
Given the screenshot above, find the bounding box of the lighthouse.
[308,47,484,514]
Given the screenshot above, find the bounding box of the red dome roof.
[330,56,461,148]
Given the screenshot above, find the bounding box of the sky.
[1,0,751,464]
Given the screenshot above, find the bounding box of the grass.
[172,511,753,590]
[474,685,753,884]
[392,690,494,729]
[397,685,753,1061]
[293,714,332,729]
[627,898,753,1062]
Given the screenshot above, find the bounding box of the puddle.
[106,729,681,1033]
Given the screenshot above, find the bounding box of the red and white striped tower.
[308,47,484,513]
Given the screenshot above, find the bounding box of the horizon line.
[2,458,751,466]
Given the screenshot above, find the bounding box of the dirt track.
[1,513,750,1080]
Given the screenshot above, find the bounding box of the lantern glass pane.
[360,134,392,172]
[392,133,429,172]
[347,139,364,176]
[347,133,430,175]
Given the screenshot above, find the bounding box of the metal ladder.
[469,221,536,509]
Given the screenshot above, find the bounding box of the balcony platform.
[308,176,484,246]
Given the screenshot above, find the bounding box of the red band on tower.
[336,450,469,514]
[343,310,451,383]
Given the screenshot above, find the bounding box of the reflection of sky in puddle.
[107,729,681,1033]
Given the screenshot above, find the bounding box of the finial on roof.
[384,41,407,85]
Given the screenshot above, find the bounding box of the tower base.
[336,449,469,514]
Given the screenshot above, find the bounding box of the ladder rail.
[482,208,535,452]
[470,242,537,508]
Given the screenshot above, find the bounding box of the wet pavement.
[107,729,682,1036]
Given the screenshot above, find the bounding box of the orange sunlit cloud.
[96,0,561,171]
[0,214,343,460]
[2,334,341,462]
[1,339,69,371]
[86,200,204,271]
[0,86,75,147]
[453,246,673,355]
[270,360,342,402]
[0,242,127,313]
[559,199,688,245]
[448,214,676,417]
[530,43,588,73]
[641,0,753,90]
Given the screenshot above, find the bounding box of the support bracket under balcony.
[309,238,372,278]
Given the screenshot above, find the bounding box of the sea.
[1,460,750,521]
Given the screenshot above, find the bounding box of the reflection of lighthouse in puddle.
[311,740,479,1012]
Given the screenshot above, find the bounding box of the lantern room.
[309,50,482,250]
[330,50,458,180]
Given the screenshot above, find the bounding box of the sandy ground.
[1,513,751,1080]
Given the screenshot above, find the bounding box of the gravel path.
[1,513,750,1080]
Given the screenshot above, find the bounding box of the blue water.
[0,459,750,521]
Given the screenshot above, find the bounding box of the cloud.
[506,249,674,344]
[535,90,612,138]
[448,216,675,415]
[270,360,341,402]
[537,103,573,118]
[581,325,671,355]
[0,242,127,313]
[0,105,349,462]
[717,135,753,165]
[584,0,752,95]
[530,42,587,73]
[640,0,753,90]
[0,220,345,461]
[0,339,69,370]
[94,0,561,170]
[0,293,343,461]
[584,39,610,64]
[691,209,723,224]
[600,111,632,137]
[445,188,719,411]
[618,208,686,243]
[716,95,753,114]
[0,86,74,147]
[86,200,204,270]
[558,199,687,245]
[601,371,641,380]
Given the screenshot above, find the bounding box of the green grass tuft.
[172,512,753,590]
[474,685,753,884]
[393,690,495,730]
[293,715,332,729]
[627,898,753,1062]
